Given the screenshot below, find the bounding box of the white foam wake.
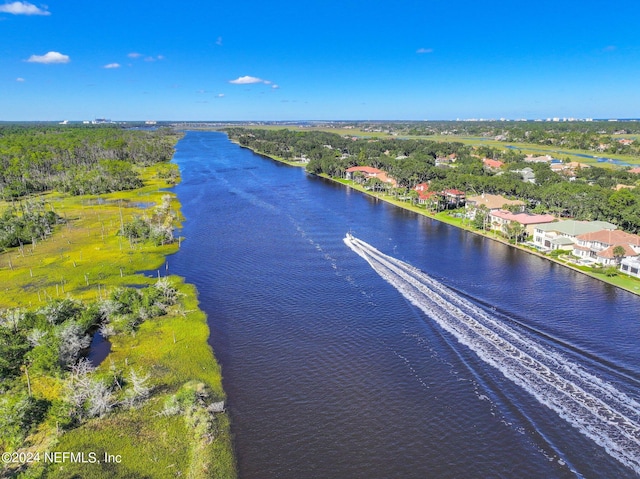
[344,234,640,474]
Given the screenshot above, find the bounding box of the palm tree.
[612,245,626,266]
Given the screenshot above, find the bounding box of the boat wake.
[344,234,640,474]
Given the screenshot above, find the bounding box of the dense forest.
[0,125,180,199]
[225,128,640,233]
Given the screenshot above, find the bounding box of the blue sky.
[1,0,639,121]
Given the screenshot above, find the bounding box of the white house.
[573,229,640,266]
[533,220,617,252]
[489,210,555,236]
[620,256,640,278]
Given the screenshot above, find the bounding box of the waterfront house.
[414,183,436,205]
[345,166,382,181]
[572,230,640,266]
[465,194,525,220]
[345,166,398,188]
[620,256,640,278]
[489,210,555,236]
[439,188,466,209]
[533,220,617,252]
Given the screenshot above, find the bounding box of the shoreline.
[0,145,237,477]
[238,142,640,297]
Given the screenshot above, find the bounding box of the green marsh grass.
[46,279,236,479]
[0,163,237,478]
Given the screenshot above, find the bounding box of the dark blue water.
[166,131,640,479]
[86,331,111,367]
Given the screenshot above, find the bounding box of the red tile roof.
[577,229,640,246]
[346,166,383,174]
[346,166,397,187]
[418,191,436,200]
[598,244,638,259]
[490,210,555,225]
[376,171,398,187]
[483,158,504,169]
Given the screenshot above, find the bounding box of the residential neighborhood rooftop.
[345,166,383,174]
[491,210,556,225]
[535,220,618,236]
[482,158,504,169]
[598,244,638,259]
[576,229,640,246]
[467,193,525,210]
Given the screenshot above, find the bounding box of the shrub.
[0,394,50,450]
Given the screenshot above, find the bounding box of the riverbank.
[331,176,640,296]
[237,142,640,297]
[0,161,237,477]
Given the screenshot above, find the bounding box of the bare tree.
[154,277,181,305]
[98,299,119,322]
[98,322,116,338]
[122,368,152,409]
[58,322,91,368]
[27,328,47,347]
[85,380,114,418]
[0,308,25,330]
[66,359,114,419]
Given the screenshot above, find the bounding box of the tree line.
[276,120,640,157]
[0,125,181,199]
[225,128,640,233]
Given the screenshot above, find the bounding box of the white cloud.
[216,36,223,46]
[128,52,143,58]
[272,84,279,89]
[0,1,50,15]
[229,75,271,85]
[16,77,25,82]
[217,93,225,98]
[416,47,434,54]
[103,63,121,69]
[26,51,70,64]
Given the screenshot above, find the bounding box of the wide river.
[164,131,640,479]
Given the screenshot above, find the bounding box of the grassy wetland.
[0,126,236,478]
